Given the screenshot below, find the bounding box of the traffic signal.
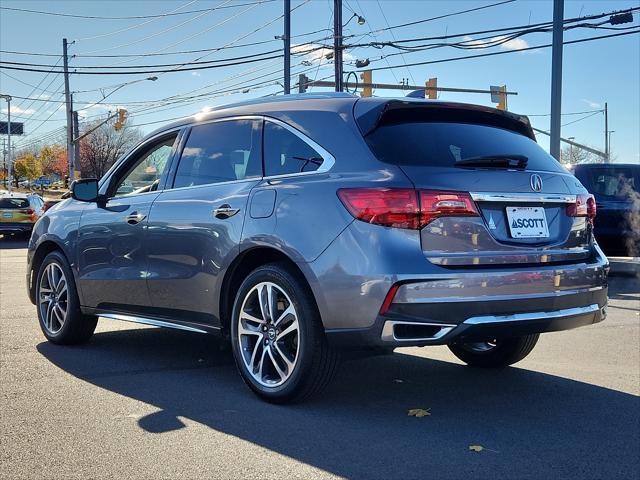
[425,78,437,99]
[497,86,507,111]
[298,74,309,93]
[114,109,128,131]
[360,70,372,97]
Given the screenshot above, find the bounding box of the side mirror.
[71,178,99,202]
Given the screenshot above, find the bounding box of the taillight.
[567,194,596,221]
[337,188,479,230]
[337,188,421,229]
[419,190,479,226]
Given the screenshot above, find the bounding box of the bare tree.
[79,117,143,179]
[560,144,602,165]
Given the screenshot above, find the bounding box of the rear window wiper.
[455,154,528,169]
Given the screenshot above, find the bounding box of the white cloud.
[37,93,51,99]
[496,36,530,51]
[2,106,35,114]
[291,43,353,65]
[191,72,201,77]
[462,35,529,51]
[581,99,602,109]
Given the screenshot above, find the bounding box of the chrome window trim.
[470,192,576,203]
[100,312,212,334]
[159,177,261,194]
[463,303,600,325]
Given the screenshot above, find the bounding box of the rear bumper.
[322,238,609,348]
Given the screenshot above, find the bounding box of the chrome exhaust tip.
[381,320,456,343]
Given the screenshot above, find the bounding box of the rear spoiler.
[354,99,536,141]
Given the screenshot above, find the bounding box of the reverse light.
[567,194,596,221]
[337,188,479,230]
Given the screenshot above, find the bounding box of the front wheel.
[36,251,98,345]
[230,263,338,403]
[448,334,539,368]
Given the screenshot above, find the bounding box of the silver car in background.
[27,94,608,403]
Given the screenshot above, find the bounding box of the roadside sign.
[33,177,51,186]
[490,86,501,104]
[0,121,24,135]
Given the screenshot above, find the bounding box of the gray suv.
[27,94,608,403]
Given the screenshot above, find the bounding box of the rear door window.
[173,119,262,188]
[587,167,638,198]
[364,122,565,172]
[264,121,324,176]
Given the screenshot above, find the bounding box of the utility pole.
[333,0,343,92]
[73,110,80,175]
[63,39,74,181]
[549,0,564,161]
[0,94,12,192]
[283,0,291,94]
[604,102,609,163]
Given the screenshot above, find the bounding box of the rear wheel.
[448,334,539,367]
[230,263,338,403]
[36,251,98,345]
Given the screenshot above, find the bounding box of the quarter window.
[264,121,324,176]
[173,119,262,188]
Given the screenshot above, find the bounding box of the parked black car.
[570,163,639,256]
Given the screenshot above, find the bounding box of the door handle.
[213,204,240,219]
[126,212,146,225]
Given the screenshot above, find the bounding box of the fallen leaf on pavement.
[407,408,431,417]
[469,445,484,452]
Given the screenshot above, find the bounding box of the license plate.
[2,212,13,219]
[506,206,549,238]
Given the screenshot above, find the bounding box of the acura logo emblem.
[530,174,543,192]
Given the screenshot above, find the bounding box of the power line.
[1,48,286,69]
[364,29,640,71]
[373,0,417,85]
[0,52,285,75]
[0,1,277,20]
[561,110,603,127]
[75,2,235,54]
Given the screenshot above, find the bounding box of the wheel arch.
[28,239,73,305]
[219,246,320,336]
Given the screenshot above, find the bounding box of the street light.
[0,94,12,192]
[608,131,615,158]
[344,12,366,27]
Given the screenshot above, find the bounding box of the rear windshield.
[364,122,565,172]
[586,167,639,198]
[0,198,29,209]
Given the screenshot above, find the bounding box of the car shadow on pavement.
[37,328,640,479]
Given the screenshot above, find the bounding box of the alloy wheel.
[38,263,68,335]
[237,281,300,387]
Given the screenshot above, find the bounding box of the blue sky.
[1,0,638,163]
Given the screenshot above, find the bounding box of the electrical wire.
[74,0,200,42]
[363,29,640,71]
[0,1,277,20]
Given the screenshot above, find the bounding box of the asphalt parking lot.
[1,236,638,479]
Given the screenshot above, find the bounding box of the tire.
[448,334,539,368]
[35,251,98,345]
[230,263,338,403]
